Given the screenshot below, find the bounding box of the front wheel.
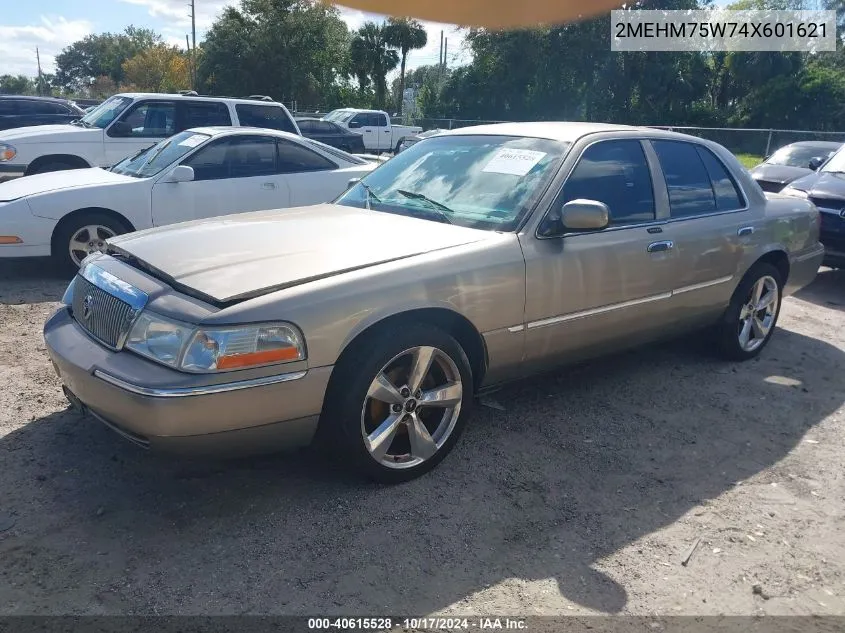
[715,262,783,360]
[52,212,131,275]
[319,324,473,484]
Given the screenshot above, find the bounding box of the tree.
[384,17,427,114]
[199,0,350,105]
[55,26,161,92]
[350,22,399,109]
[0,75,35,95]
[122,46,191,93]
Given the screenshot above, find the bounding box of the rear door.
[150,134,290,226]
[104,100,177,166]
[373,112,392,151]
[274,138,347,206]
[646,139,749,325]
[521,138,680,368]
[349,112,378,151]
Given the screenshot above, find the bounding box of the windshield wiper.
[360,182,381,209]
[396,189,454,224]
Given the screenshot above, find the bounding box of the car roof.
[782,140,843,149]
[114,93,287,106]
[440,121,730,145]
[184,126,302,140]
[0,94,73,103]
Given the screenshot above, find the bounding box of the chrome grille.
[71,274,135,349]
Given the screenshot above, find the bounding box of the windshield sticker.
[482,148,547,176]
[178,134,206,148]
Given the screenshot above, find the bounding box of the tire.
[28,161,78,176]
[714,262,783,361]
[394,140,404,154]
[52,212,131,276]
[318,323,474,484]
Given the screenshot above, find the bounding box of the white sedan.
[0,127,379,272]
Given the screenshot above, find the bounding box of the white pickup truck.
[322,108,421,153]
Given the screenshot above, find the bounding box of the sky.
[0,0,471,80]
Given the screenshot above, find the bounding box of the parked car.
[396,128,448,153]
[0,95,85,132]
[0,127,377,272]
[322,108,421,153]
[749,141,842,192]
[781,143,845,268]
[43,122,823,483]
[296,117,366,153]
[0,93,300,181]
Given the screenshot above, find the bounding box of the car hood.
[0,124,102,144]
[0,168,137,202]
[788,171,845,199]
[750,163,811,184]
[107,204,493,304]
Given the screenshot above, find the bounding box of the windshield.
[768,145,838,168]
[78,95,133,129]
[324,110,355,123]
[111,131,210,178]
[820,146,845,173]
[334,134,570,231]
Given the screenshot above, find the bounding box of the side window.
[561,139,656,224]
[314,121,335,133]
[184,136,277,180]
[695,146,745,211]
[0,100,19,115]
[234,104,297,134]
[26,101,68,115]
[180,101,232,130]
[349,113,368,127]
[116,101,177,138]
[376,113,388,127]
[276,139,336,173]
[651,140,717,217]
[297,120,313,133]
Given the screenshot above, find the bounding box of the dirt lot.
[0,259,844,617]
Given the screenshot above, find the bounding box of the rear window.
[235,104,297,134]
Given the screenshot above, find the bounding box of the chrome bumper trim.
[93,369,308,398]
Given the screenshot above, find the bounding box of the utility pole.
[188,0,197,90]
[439,30,444,71]
[444,38,448,70]
[36,47,44,95]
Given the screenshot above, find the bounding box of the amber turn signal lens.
[0,236,23,244]
[216,347,301,370]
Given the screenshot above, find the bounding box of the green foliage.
[349,22,399,110]
[0,75,36,95]
[55,26,161,92]
[384,17,427,113]
[198,0,349,104]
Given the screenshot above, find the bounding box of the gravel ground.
[0,259,844,617]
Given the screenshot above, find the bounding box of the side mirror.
[347,177,361,189]
[809,157,823,171]
[162,165,195,183]
[348,121,362,129]
[561,199,610,231]
[109,121,133,137]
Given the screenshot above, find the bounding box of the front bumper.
[0,163,27,182]
[43,307,332,455]
[0,198,55,258]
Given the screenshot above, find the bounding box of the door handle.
[647,240,674,253]
[262,182,276,190]
[737,226,754,237]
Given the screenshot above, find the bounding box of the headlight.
[61,277,76,306]
[125,312,305,372]
[780,187,809,198]
[0,144,16,162]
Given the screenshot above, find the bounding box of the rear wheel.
[52,212,131,275]
[715,262,783,361]
[319,323,473,483]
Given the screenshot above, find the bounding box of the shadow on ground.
[0,259,67,305]
[1,318,841,614]
[794,266,845,313]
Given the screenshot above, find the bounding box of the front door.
[150,134,290,226]
[104,100,177,167]
[519,138,680,369]
[349,113,378,151]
